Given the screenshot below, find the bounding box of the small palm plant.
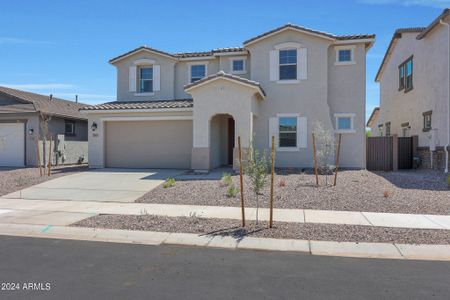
[163,178,176,188]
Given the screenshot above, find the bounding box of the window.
[232,59,244,72]
[423,111,432,132]
[279,117,297,147]
[190,64,206,83]
[334,113,355,133]
[378,124,384,136]
[65,120,75,135]
[399,56,413,92]
[385,122,391,136]
[279,49,297,80]
[139,67,153,93]
[338,49,352,62]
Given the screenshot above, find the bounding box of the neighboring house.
[366,107,380,135]
[371,9,450,172]
[82,24,375,171]
[0,86,89,167]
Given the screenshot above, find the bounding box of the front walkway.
[0,198,448,230]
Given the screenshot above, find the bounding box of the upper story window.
[423,111,432,132]
[399,56,413,92]
[65,120,75,136]
[139,67,153,93]
[232,59,244,71]
[279,49,297,80]
[190,64,206,83]
[338,50,352,62]
[334,113,355,133]
[335,46,355,65]
[279,117,297,147]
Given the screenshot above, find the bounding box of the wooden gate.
[398,137,413,169]
[366,136,393,171]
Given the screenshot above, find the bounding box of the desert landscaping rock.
[0,166,87,196]
[74,214,450,245]
[137,169,450,215]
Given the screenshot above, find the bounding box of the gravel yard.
[74,214,450,245]
[138,169,450,215]
[0,165,87,196]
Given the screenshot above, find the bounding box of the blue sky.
[0,0,448,120]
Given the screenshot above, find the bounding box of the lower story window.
[385,122,391,136]
[279,117,297,147]
[65,120,75,135]
[334,113,355,132]
[423,111,432,132]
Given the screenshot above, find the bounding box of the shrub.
[163,178,176,188]
[447,174,450,187]
[226,184,239,198]
[221,172,233,186]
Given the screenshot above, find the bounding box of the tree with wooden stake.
[245,140,269,225]
[333,133,342,186]
[269,135,276,228]
[237,136,245,227]
[35,137,42,176]
[47,135,52,176]
[313,122,335,186]
[312,133,319,186]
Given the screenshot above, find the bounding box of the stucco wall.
[376,23,449,149]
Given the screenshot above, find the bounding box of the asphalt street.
[0,235,449,300]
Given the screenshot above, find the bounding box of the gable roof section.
[243,23,375,46]
[0,85,88,119]
[375,27,425,82]
[366,107,380,127]
[417,8,449,40]
[184,71,266,98]
[80,99,193,111]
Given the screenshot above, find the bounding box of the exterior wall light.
[91,122,98,131]
[28,128,34,135]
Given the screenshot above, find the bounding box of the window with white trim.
[338,50,352,62]
[335,113,355,133]
[335,46,355,65]
[65,120,75,135]
[139,67,153,93]
[190,64,206,83]
[279,117,297,147]
[232,59,244,72]
[279,49,297,80]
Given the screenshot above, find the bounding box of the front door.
[227,118,235,165]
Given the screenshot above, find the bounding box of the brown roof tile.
[417,8,449,40]
[0,86,88,119]
[81,99,193,111]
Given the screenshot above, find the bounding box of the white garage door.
[0,123,25,167]
[105,120,193,169]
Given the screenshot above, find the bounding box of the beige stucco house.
[370,9,450,172]
[82,24,375,171]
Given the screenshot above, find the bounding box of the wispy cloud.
[358,0,450,8]
[0,83,76,90]
[0,37,54,45]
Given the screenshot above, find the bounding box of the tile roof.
[184,71,266,97]
[81,99,193,111]
[0,86,88,119]
[243,23,375,45]
[366,107,380,127]
[417,8,449,40]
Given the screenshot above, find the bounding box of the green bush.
[226,184,239,198]
[163,178,176,188]
[221,172,233,186]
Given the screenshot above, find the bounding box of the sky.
[1,0,449,121]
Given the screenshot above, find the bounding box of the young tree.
[244,141,269,224]
[313,122,335,186]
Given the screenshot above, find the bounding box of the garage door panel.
[105,120,192,169]
[0,123,25,167]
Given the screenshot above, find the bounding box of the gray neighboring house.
[371,9,450,172]
[82,24,375,171]
[0,86,89,167]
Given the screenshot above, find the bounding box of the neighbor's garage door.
[0,123,25,167]
[105,120,192,169]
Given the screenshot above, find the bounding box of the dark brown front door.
[227,118,235,165]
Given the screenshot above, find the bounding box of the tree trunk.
[255,194,259,224]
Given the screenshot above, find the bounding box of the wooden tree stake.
[47,136,52,176]
[238,136,245,227]
[269,135,275,228]
[333,133,342,186]
[35,137,42,176]
[312,133,319,186]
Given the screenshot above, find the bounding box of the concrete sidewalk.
[0,223,448,261]
[0,198,449,230]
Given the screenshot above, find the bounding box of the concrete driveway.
[3,169,186,203]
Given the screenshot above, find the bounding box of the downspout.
[440,19,449,173]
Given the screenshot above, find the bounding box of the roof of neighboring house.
[0,86,88,119]
[375,9,449,82]
[80,99,193,111]
[243,23,375,45]
[184,71,266,97]
[366,107,380,127]
[417,8,449,40]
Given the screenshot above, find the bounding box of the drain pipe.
[441,19,449,173]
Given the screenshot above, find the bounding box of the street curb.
[0,223,449,261]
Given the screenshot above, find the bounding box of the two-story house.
[82,24,375,171]
[369,9,449,172]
